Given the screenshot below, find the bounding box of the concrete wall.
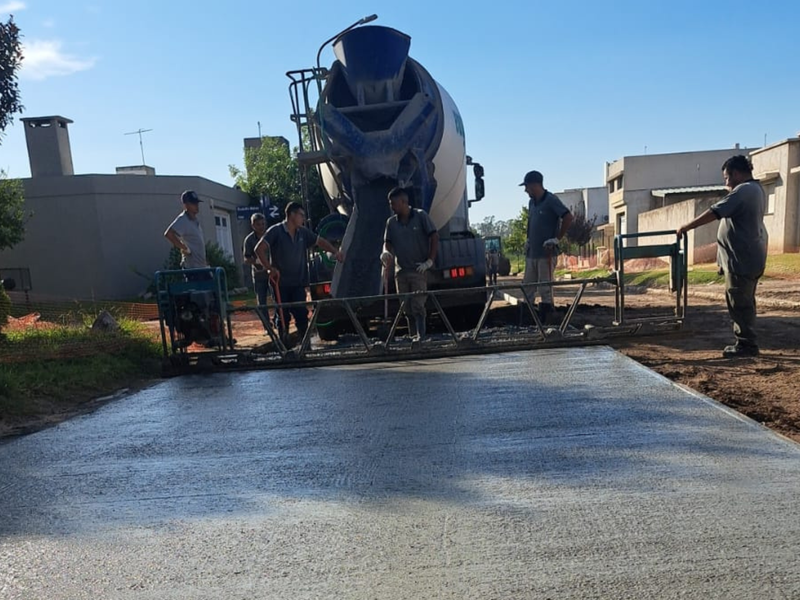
[584,187,609,225]
[751,139,800,252]
[639,197,718,265]
[556,189,584,215]
[607,148,755,246]
[0,175,251,300]
[554,187,608,226]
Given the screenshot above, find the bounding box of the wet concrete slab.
[1,346,799,599]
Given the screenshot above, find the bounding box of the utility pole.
[124,128,153,165]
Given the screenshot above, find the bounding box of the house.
[605,146,755,246]
[630,136,800,264]
[749,136,800,253]
[553,186,609,225]
[0,116,252,300]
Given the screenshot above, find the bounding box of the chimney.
[21,116,75,177]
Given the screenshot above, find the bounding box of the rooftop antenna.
[124,128,153,165]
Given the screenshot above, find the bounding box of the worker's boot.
[537,302,553,325]
[406,316,417,339]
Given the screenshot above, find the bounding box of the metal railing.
[614,230,688,325]
[159,232,688,373]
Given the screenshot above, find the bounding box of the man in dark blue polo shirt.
[520,170,573,323]
[254,202,343,339]
[677,155,768,358]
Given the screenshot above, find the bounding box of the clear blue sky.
[1,0,798,223]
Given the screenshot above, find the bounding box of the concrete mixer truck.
[287,23,486,339]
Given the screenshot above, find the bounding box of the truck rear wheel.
[499,257,511,277]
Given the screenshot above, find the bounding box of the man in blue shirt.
[255,202,343,340]
[677,155,767,358]
[520,170,573,323]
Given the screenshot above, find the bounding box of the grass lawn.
[555,252,800,288]
[0,318,162,418]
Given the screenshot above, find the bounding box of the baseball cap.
[181,190,202,204]
[519,170,543,186]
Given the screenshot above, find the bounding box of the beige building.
[630,136,800,263]
[554,186,609,225]
[750,137,800,253]
[0,116,252,300]
[605,147,754,245]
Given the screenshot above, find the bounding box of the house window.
[214,209,234,259]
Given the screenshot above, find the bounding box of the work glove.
[380,251,393,266]
[416,258,433,273]
[542,238,560,248]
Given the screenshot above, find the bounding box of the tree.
[565,212,597,254]
[0,17,25,252]
[475,215,496,237]
[504,206,529,259]
[228,137,329,228]
[0,173,24,250]
[229,137,301,207]
[0,16,23,139]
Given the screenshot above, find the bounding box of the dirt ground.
[2,278,799,444]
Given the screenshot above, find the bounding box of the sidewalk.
[497,275,800,311]
[651,279,800,311]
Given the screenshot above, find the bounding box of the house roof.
[650,185,728,198]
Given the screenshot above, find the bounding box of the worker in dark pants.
[486,248,500,286]
[381,187,439,341]
[254,202,343,343]
[677,155,767,358]
[242,212,274,331]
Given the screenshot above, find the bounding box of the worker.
[486,247,500,286]
[381,187,439,341]
[255,202,343,341]
[677,155,767,358]
[520,170,573,323]
[242,212,274,330]
[164,190,209,281]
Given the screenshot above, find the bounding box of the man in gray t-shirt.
[382,187,439,341]
[519,170,573,323]
[678,155,767,358]
[164,190,209,278]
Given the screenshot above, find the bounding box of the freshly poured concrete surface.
[1,347,799,599]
